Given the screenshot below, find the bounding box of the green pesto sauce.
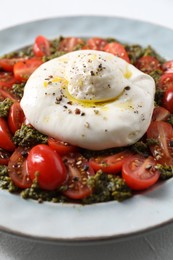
[0,98,13,117]
[13,124,48,148]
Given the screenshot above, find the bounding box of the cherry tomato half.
[163,85,173,113]
[0,88,18,102]
[63,153,95,200]
[158,73,173,91]
[0,72,17,89]
[0,58,28,72]
[162,60,173,73]
[33,35,50,57]
[8,102,25,134]
[48,137,77,156]
[89,150,132,174]
[58,37,85,52]
[147,121,173,166]
[0,118,15,151]
[86,37,108,51]
[27,144,67,191]
[104,42,130,62]
[135,56,161,74]
[8,147,32,189]
[13,57,43,82]
[122,154,160,190]
[152,106,170,121]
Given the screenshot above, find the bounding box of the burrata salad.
[0,36,173,204]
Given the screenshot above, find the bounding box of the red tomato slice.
[162,60,173,73]
[0,88,18,102]
[8,102,25,134]
[0,118,15,151]
[122,154,160,190]
[63,153,95,200]
[152,106,170,121]
[48,137,77,156]
[8,147,32,189]
[0,58,28,72]
[147,121,173,165]
[158,73,173,91]
[135,56,161,74]
[0,72,17,89]
[0,148,11,165]
[27,144,67,191]
[13,57,43,82]
[33,35,50,57]
[58,37,85,52]
[86,37,108,51]
[89,150,132,174]
[163,85,173,113]
[104,42,130,62]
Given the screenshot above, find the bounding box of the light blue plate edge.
[0,15,173,59]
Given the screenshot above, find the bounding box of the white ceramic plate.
[1,16,173,243]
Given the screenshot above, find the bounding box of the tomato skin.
[13,57,43,82]
[152,106,170,121]
[27,144,67,191]
[0,58,28,72]
[104,42,130,62]
[8,102,25,134]
[33,35,50,57]
[0,88,18,102]
[0,72,17,89]
[163,85,173,113]
[122,155,160,190]
[135,56,161,74]
[162,60,173,73]
[158,73,173,91]
[86,37,108,51]
[48,137,77,155]
[89,151,132,174]
[8,147,32,189]
[58,37,84,52]
[0,118,15,151]
[63,153,95,200]
[147,121,173,165]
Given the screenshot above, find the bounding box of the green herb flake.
[157,164,173,180]
[82,171,132,204]
[12,83,25,99]
[13,124,48,148]
[0,98,13,117]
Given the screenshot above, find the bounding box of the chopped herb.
[13,124,48,148]
[149,69,163,84]
[146,138,159,146]
[105,38,117,43]
[42,51,66,62]
[157,164,173,180]
[0,165,8,176]
[167,114,173,126]
[131,141,150,157]
[0,98,13,117]
[0,165,18,191]
[12,83,25,99]
[125,44,144,64]
[143,45,166,63]
[82,171,132,204]
[21,179,68,203]
[154,88,164,106]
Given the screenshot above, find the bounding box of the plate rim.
[1,15,173,243]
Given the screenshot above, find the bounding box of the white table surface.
[1,0,173,259]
